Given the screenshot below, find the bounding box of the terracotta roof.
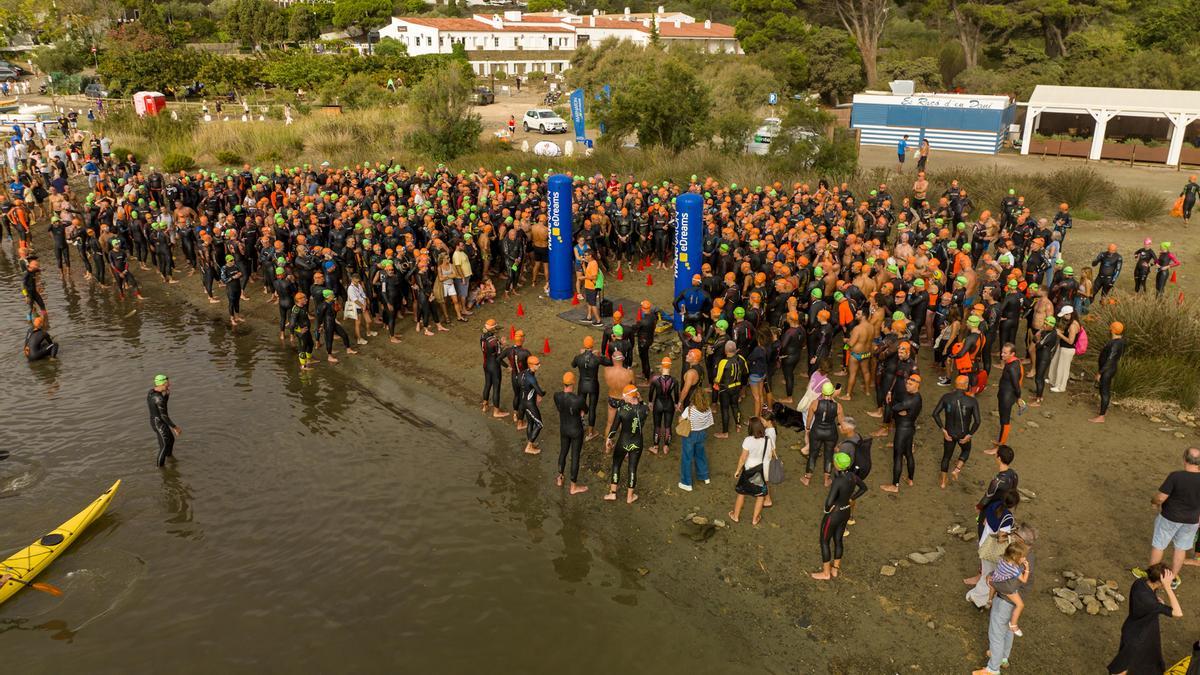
[576,17,736,38]
[398,17,574,33]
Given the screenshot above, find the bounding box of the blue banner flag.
[569,88,587,143]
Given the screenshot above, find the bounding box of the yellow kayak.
[0,480,121,606]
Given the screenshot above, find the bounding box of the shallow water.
[0,249,749,674]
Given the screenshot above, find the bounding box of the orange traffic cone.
[617,268,624,281]
[517,303,525,317]
[509,325,516,340]
[1179,291,1186,305]
[543,338,551,354]
[646,273,653,286]
[1171,270,1178,284]
[617,303,624,316]
[571,294,580,306]
[638,259,645,272]
[637,308,643,321]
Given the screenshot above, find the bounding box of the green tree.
[805,26,863,104]
[405,63,482,160]
[1129,0,1197,54]
[332,0,394,30]
[373,37,408,56]
[286,4,322,42]
[32,41,91,75]
[604,54,712,153]
[222,0,287,49]
[526,0,568,11]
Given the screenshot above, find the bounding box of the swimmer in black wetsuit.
[811,452,867,582]
[23,316,58,361]
[838,417,871,526]
[501,331,531,425]
[289,292,316,370]
[148,374,181,467]
[520,355,546,455]
[219,254,244,327]
[988,343,1024,453]
[480,319,508,418]
[880,373,922,494]
[1090,321,1127,424]
[606,384,649,504]
[555,371,589,494]
[931,375,981,488]
[804,381,843,487]
[647,357,678,454]
[316,288,356,363]
[571,335,611,441]
[21,259,47,320]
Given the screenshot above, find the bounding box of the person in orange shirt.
[581,250,602,327]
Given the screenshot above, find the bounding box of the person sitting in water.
[23,316,58,361]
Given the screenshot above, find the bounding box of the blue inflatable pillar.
[673,192,703,329]
[547,174,574,301]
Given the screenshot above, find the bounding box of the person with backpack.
[1048,305,1081,393]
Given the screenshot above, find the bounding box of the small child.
[989,540,1030,636]
[475,277,497,305]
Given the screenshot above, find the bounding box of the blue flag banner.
[547,174,574,301]
[569,88,587,143]
[673,193,703,329]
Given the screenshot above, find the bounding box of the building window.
[493,36,499,47]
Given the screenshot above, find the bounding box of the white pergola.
[1022,85,1200,166]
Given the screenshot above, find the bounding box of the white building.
[376,9,740,76]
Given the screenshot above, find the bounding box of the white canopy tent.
[1022,85,1200,166]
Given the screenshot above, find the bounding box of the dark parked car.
[470,87,495,105]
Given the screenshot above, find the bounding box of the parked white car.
[746,117,819,155]
[523,109,567,134]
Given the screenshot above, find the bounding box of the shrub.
[1086,292,1200,408]
[1043,166,1116,210]
[1110,188,1167,223]
[162,152,197,172]
[215,150,243,165]
[110,147,138,163]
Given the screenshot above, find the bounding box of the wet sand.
[16,203,1200,672]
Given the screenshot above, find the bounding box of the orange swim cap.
[1111,321,1125,335]
[641,300,652,311]
[484,318,498,331]
[526,355,540,366]
[954,375,969,389]
[583,336,594,349]
[622,384,639,398]
[687,348,702,362]
[817,309,831,321]
[562,371,576,385]
[661,357,673,368]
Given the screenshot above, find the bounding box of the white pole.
[1088,110,1113,161]
[1020,108,1039,156]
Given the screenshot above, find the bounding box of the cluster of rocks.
[1149,411,1198,439]
[679,511,725,542]
[880,546,946,576]
[1052,571,1125,616]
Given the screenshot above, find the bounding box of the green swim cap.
[955,275,968,285]
[715,319,729,331]
[719,243,730,252]
[1063,266,1074,276]
[956,222,966,230]
[612,325,624,336]
[814,266,824,277]
[892,311,904,321]
[1044,316,1057,327]
[1008,188,1016,195]
[154,374,169,386]
[1162,241,1172,250]
[811,287,823,299]
[833,452,852,471]
[821,382,835,396]
[322,289,334,299]
[685,326,697,335]
[967,315,982,327]
[275,266,284,275]
[866,257,876,266]
[225,254,234,262]
[962,243,971,252]
[1007,279,1018,288]
[913,279,925,287]
[733,307,745,318]
[1029,283,1040,291]
[947,241,958,249]
[834,291,845,301]
[730,183,738,190]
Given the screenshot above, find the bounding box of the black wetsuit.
[996,358,1023,443]
[1133,247,1155,294]
[1091,251,1123,299]
[480,331,503,408]
[571,349,610,429]
[931,389,980,472]
[1097,336,1126,416]
[807,398,839,476]
[554,390,588,482]
[777,324,806,398]
[501,344,531,413]
[1032,327,1058,398]
[820,469,868,563]
[289,304,314,366]
[24,327,57,361]
[635,310,657,380]
[317,298,351,353]
[890,390,922,485]
[608,401,649,489]
[520,369,546,443]
[148,388,177,467]
[648,372,679,447]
